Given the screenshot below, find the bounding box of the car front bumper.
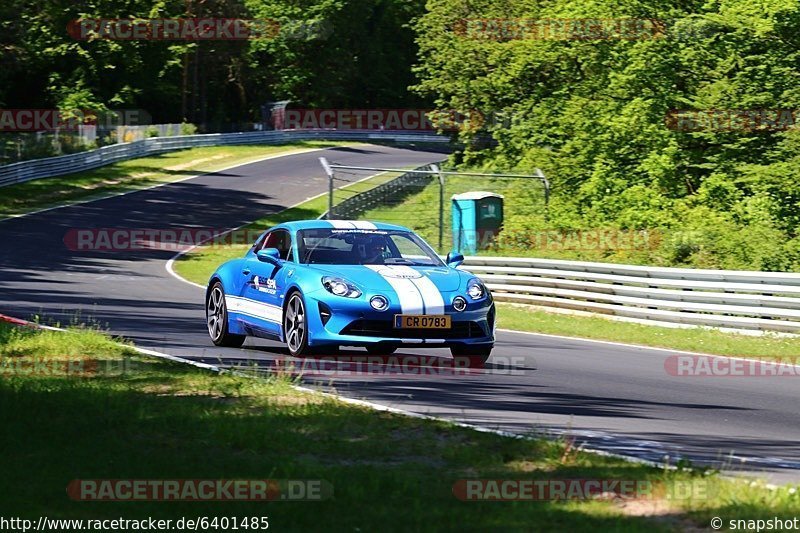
[303,290,495,349]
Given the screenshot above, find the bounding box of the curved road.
[1,144,799,483]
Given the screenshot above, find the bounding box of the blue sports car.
[205,220,495,362]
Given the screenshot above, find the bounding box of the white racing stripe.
[390,279,425,314]
[328,220,378,230]
[351,221,378,229]
[225,296,283,324]
[410,275,445,314]
[328,220,356,229]
[368,265,445,315]
[367,265,424,313]
[384,265,420,278]
[383,265,445,315]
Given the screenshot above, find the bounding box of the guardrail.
[461,256,800,334]
[0,130,448,188]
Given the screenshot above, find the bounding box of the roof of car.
[275,220,411,232]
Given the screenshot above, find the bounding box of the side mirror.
[256,248,282,265]
[446,251,465,268]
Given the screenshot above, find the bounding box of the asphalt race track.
[1,144,799,483]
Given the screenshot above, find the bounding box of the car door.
[236,229,293,339]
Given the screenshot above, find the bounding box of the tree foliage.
[0,0,425,129]
[414,0,800,270]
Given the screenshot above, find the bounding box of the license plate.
[394,315,451,329]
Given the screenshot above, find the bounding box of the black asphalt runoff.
[1,144,799,483]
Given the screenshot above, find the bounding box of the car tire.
[366,345,397,355]
[450,345,493,366]
[206,282,246,348]
[284,291,311,357]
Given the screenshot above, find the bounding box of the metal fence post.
[432,164,444,252]
[319,157,335,219]
[535,168,550,222]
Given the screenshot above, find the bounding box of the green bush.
[180,123,198,136]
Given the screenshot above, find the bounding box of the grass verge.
[2,322,798,530]
[496,303,800,360]
[0,141,349,219]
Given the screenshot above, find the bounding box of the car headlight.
[322,276,361,298]
[467,279,486,300]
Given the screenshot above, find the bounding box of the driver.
[363,235,387,264]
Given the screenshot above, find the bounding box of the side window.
[253,232,267,251]
[262,229,293,260]
[260,232,274,250]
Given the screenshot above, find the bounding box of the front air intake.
[318,302,332,326]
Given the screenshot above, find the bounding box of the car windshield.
[297,228,444,266]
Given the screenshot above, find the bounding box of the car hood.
[305,263,464,293]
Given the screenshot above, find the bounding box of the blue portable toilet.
[451,191,504,255]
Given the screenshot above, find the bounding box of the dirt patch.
[166,154,228,171]
[615,497,675,516]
